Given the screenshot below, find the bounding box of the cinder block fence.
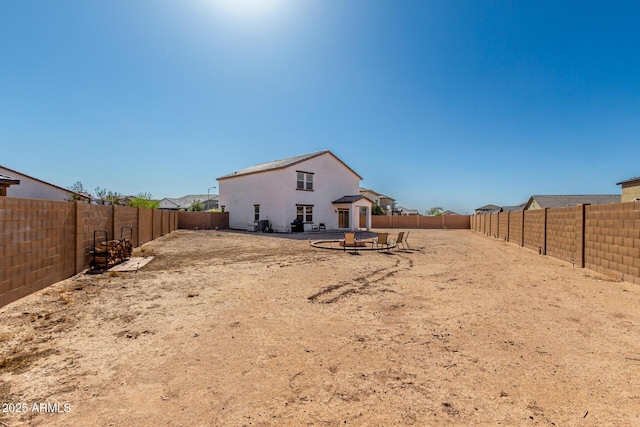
[471,202,640,285]
[0,197,229,308]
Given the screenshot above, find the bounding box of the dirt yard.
[1,229,640,426]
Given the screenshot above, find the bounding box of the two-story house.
[217,150,372,232]
[359,187,396,214]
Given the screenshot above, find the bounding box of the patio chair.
[374,232,391,252]
[393,231,407,251]
[343,232,358,253]
[319,223,326,231]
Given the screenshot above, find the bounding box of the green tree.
[94,187,107,204]
[67,181,89,201]
[426,207,444,216]
[372,204,386,215]
[129,193,159,209]
[188,200,204,211]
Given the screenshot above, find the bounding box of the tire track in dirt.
[308,254,414,304]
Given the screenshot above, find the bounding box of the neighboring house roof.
[396,205,419,214]
[0,174,20,185]
[525,195,621,209]
[442,210,460,215]
[332,195,373,204]
[359,187,396,201]
[217,150,363,180]
[501,203,526,212]
[0,164,90,201]
[160,194,218,210]
[617,176,640,186]
[475,204,502,213]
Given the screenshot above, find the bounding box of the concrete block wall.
[472,202,640,285]
[138,208,153,245]
[546,205,580,264]
[1,197,180,308]
[509,211,524,246]
[77,203,113,274]
[585,202,640,284]
[489,213,499,237]
[162,210,170,235]
[115,206,139,246]
[178,211,229,230]
[152,210,162,240]
[523,209,546,253]
[361,215,471,230]
[0,198,75,307]
[498,212,509,240]
[480,214,488,234]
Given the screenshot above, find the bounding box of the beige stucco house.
[359,188,396,214]
[617,177,640,202]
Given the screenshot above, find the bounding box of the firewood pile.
[89,238,133,270]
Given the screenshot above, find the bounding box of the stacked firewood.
[89,238,133,270]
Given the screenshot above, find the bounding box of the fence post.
[136,208,141,247]
[521,210,525,247]
[577,204,588,268]
[74,201,79,274]
[111,204,116,241]
[506,211,510,241]
[543,208,548,255]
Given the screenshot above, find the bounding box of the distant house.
[159,194,218,211]
[396,205,419,215]
[442,210,461,215]
[501,203,526,212]
[359,188,396,214]
[0,165,90,202]
[616,177,640,202]
[524,195,620,210]
[0,174,20,197]
[475,204,502,214]
[218,150,372,232]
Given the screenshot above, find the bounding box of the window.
[296,171,314,191]
[254,205,260,221]
[296,205,313,223]
[221,206,225,212]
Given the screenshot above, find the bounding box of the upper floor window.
[297,171,314,191]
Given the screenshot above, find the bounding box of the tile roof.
[0,174,20,184]
[528,195,620,209]
[475,204,501,212]
[617,176,640,186]
[501,203,526,212]
[161,194,218,209]
[217,150,362,180]
[332,195,368,204]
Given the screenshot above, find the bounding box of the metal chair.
[374,232,391,252]
[342,232,358,253]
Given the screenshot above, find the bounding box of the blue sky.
[1,1,639,214]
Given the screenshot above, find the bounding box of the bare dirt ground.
[2,229,640,426]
